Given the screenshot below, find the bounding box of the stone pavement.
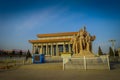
[0,63,120,80]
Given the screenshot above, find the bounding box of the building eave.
[29,38,71,43]
[37,32,78,38]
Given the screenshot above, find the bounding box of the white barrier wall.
[62,55,110,70]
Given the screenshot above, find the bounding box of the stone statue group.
[71,27,96,54]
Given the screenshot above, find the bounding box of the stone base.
[72,50,95,57]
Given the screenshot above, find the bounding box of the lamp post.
[109,40,116,57]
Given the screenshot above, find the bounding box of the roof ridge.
[37,31,78,38]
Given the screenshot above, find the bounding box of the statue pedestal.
[72,50,94,57]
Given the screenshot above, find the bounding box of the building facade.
[29,32,78,56]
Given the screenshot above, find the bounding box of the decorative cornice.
[29,38,71,43]
[37,32,78,38]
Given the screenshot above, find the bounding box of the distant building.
[29,32,78,56]
[29,27,96,56]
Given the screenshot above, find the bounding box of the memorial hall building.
[29,32,78,56]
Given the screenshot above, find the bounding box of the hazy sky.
[0,0,120,53]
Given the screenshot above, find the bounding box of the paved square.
[0,63,120,80]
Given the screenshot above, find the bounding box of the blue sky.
[0,0,120,53]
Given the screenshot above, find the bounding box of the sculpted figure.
[71,35,78,53]
[78,29,86,51]
[71,26,96,55]
[85,33,96,52]
[91,35,96,41]
[85,33,91,51]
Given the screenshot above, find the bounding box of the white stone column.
[46,44,48,55]
[38,46,40,54]
[53,45,54,56]
[63,42,66,53]
[36,44,38,54]
[51,44,53,56]
[32,44,35,54]
[69,43,71,53]
[48,45,50,55]
[43,45,45,54]
[39,44,43,54]
[56,43,59,56]
[41,44,43,53]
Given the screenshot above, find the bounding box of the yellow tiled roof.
[37,32,78,38]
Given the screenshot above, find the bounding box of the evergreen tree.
[3,51,7,56]
[115,49,119,56]
[109,46,114,56]
[19,50,22,57]
[26,50,32,57]
[98,46,103,55]
[26,50,32,60]
[12,50,15,55]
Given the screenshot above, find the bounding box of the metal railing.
[63,55,110,70]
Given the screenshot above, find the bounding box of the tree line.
[0,49,32,58]
[98,46,119,56]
